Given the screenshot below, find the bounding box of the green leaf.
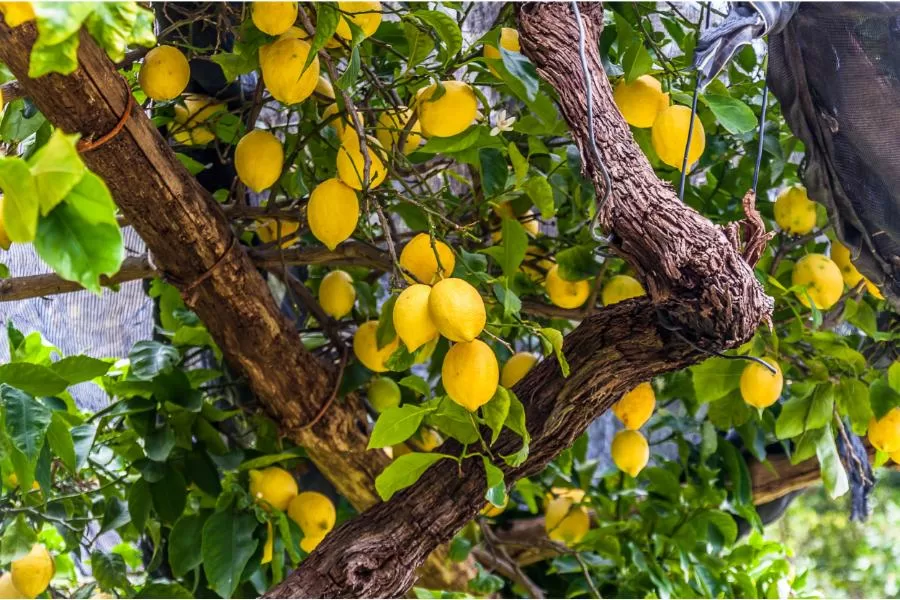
[889,361,900,393]
[84,3,156,63]
[169,513,207,578]
[308,4,340,67]
[0,363,69,396]
[429,398,479,444]
[150,466,187,524]
[29,31,81,78]
[816,426,849,499]
[368,403,438,449]
[418,126,481,154]
[836,378,872,435]
[91,550,129,592]
[385,344,416,372]
[870,378,900,420]
[523,175,555,219]
[47,412,76,471]
[145,424,176,462]
[0,157,40,242]
[704,94,758,135]
[622,40,653,82]
[493,282,521,318]
[402,20,435,70]
[237,448,307,471]
[375,452,452,501]
[694,509,738,547]
[100,497,131,534]
[336,46,361,90]
[775,385,834,440]
[1,384,52,463]
[499,47,539,102]
[481,456,507,507]
[555,245,602,281]
[50,355,111,384]
[210,52,258,83]
[719,438,753,508]
[129,341,180,380]
[376,294,398,350]
[27,129,85,215]
[135,582,193,599]
[479,148,508,196]
[481,218,527,279]
[690,357,745,403]
[0,99,47,143]
[413,10,462,63]
[398,375,430,397]
[0,514,37,563]
[482,387,511,444]
[71,424,97,471]
[128,478,152,533]
[508,142,528,186]
[540,328,569,377]
[202,510,260,598]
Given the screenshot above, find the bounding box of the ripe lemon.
[613,382,655,429]
[368,376,401,412]
[0,2,34,27]
[336,129,388,190]
[4,473,39,491]
[171,95,224,146]
[335,1,382,40]
[0,573,23,599]
[891,449,900,465]
[521,246,552,280]
[739,358,783,408]
[376,107,422,155]
[399,233,455,284]
[353,321,399,372]
[792,253,844,310]
[322,103,364,137]
[545,264,590,309]
[651,104,705,170]
[307,178,359,250]
[415,80,478,138]
[410,428,442,451]
[139,45,190,101]
[11,544,54,599]
[262,522,274,564]
[611,429,649,477]
[318,270,356,319]
[481,497,508,518]
[501,352,538,388]
[249,466,298,511]
[252,2,297,35]
[393,284,439,351]
[601,274,645,306]
[868,408,900,454]
[256,218,300,248]
[0,196,10,251]
[260,37,320,105]
[429,278,486,343]
[831,241,884,299]
[774,185,817,235]
[288,491,336,553]
[613,75,669,128]
[235,130,284,192]
[315,76,335,101]
[546,504,590,545]
[484,27,520,60]
[442,339,499,412]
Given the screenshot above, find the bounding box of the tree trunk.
[266,3,772,597]
[0,22,472,590]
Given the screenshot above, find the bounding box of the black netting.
[768,3,900,307]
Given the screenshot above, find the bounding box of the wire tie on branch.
[77,86,135,153]
[165,236,238,303]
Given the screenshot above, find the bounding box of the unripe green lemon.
[774,185,816,235]
[792,253,844,310]
[353,321,399,372]
[318,270,356,319]
[429,278,486,343]
[415,80,478,138]
[613,75,669,128]
[611,429,649,477]
[307,178,359,250]
[739,358,783,408]
[252,2,297,36]
[651,104,705,170]
[501,352,538,388]
[399,233,455,284]
[601,274,645,306]
[235,130,284,192]
[139,45,190,101]
[393,284,439,351]
[441,339,499,412]
[368,376,401,412]
[544,265,590,309]
[612,382,655,429]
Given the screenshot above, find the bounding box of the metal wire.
[751,82,769,192]
[678,82,701,201]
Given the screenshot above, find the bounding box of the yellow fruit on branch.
[831,240,884,299]
[335,1,382,40]
[4,473,40,491]
[415,80,478,138]
[393,284,439,351]
[442,339,499,412]
[480,497,508,518]
[336,129,388,190]
[256,218,300,248]
[139,45,190,101]
[367,376,401,413]
[259,37,320,105]
[774,185,817,235]
[252,2,298,35]
[249,466,298,511]
[791,253,844,310]
[601,274,645,306]
[399,233,455,284]
[613,382,655,429]
[171,95,225,146]
[409,428,443,452]
[611,429,649,477]
[11,544,54,599]
[868,408,900,454]
[428,278,486,343]
[484,27,520,60]
[0,572,24,599]
[235,130,284,192]
[322,103,364,138]
[501,352,538,388]
[314,76,336,102]
[0,2,34,27]
[651,104,705,170]
[288,491,337,553]
[307,178,359,250]
[262,522,275,564]
[739,358,783,408]
[353,321,399,372]
[544,264,590,309]
[544,488,589,545]
[376,107,422,156]
[613,75,669,128]
[318,270,356,319]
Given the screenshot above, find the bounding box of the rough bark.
[0,22,471,590]
[267,3,772,597]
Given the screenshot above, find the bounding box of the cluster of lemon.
[248,466,336,555]
[610,382,655,477]
[479,486,591,548]
[0,544,54,599]
[613,75,705,170]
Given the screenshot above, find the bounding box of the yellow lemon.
[307,178,359,250]
[651,104,705,170]
[335,1,381,39]
[252,2,297,35]
[410,428,443,452]
[544,488,589,544]
[368,376,401,413]
[429,278,486,343]
[613,75,670,128]
[481,497,508,518]
[546,505,590,545]
[353,321,399,372]
[318,270,356,319]
[376,107,422,155]
[612,382,655,429]
[260,37,320,105]
[501,352,538,388]
[891,449,900,465]
[0,196,9,251]
[0,573,23,599]
[235,130,284,192]
[774,185,817,235]
[393,284,439,351]
[315,76,335,101]
[249,467,298,511]
[792,253,844,310]
[521,246,552,280]
[322,103,364,137]
[399,233,455,284]
[262,522,274,564]
[611,429,649,477]
[11,544,54,599]
[831,241,883,299]
[139,45,190,101]
[0,2,34,26]
[601,274,645,306]
[288,491,336,545]
[171,95,225,146]
[415,80,478,138]
[4,473,39,491]
[545,264,590,309]
[256,218,300,248]
[868,408,900,454]
[336,129,388,190]
[484,27,520,60]
[442,339,499,412]
[739,358,783,408]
